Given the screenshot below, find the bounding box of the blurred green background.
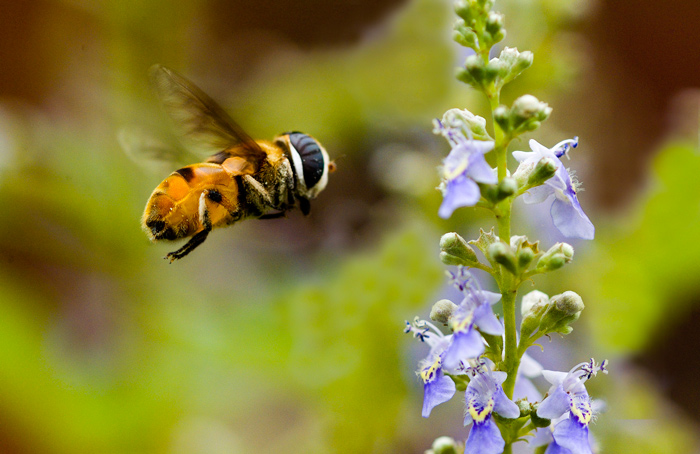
[1,0,700,452]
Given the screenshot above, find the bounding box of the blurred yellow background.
[0,0,699,452]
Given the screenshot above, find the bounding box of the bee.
[125,65,335,262]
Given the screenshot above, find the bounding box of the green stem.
[500,282,519,398]
[503,444,513,454]
[488,87,520,398]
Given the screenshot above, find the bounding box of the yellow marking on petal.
[444,160,468,180]
[420,357,441,384]
[468,398,494,423]
[571,400,592,425]
[450,313,474,334]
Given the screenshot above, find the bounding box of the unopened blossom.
[513,138,594,240]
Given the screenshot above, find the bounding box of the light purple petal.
[541,370,568,386]
[551,418,592,454]
[529,139,555,157]
[513,375,542,402]
[537,385,571,420]
[473,303,503,336]
[512,150,534,163]
[493,387,520,419]
[479,290,502,306]
[522,184,554,204]
[464,418,505,454]
[422,372,456,418]
[550,196,594,240]
[520,352,543,378]
[466,153,497,184]
[439,175,481,218]
[531,427,554,448]
[442,328,484,369]
[545,441,573,454]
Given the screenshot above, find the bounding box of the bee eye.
[288,133,325,189]
[148,220,166,234]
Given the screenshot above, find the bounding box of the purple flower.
[442,269,503,370]
[513,138,594,240]
[537,359,608,454]
[463,362,520,454]
[434,119,496,218]
[405,319,457,418]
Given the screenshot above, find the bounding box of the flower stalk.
[412,1,606,453]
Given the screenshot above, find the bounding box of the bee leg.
[165,229,210,262]
[165,192,213,262]
[299,197,311,216]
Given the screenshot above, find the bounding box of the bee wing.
[117,126,198,176]
[149,64,266,169]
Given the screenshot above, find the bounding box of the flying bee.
[123,65,335,262]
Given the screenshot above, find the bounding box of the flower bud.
[511,95,552,125]
[488,242,517,275]
[430,299,459,324]
[428,436,458,454]
[495,47,533,88]
[526,157,558,187]
[517,399,532,417]
[539,291,585,335]
[536,242,574,273]
[493,105,510,132]
[519,290,549,339]
[440,232,480,267]
[453,26,478,49]
[521,290,549,318]
[484,11,506,46]
[497,177,517,199]
[441,108,491,141]
[529,403,552,428]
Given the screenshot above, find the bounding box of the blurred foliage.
[580,144,700,353]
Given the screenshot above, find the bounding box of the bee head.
[279,132,331,199]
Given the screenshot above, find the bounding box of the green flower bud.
[440,232,480,267]
[520,290,549,339]
[539,291,585,335]
[465,55,485,78]
[498,177,517,199]
[529,404,552,428]
[485,12,505,40]
[517,399,532,417]
[488,242,517,275]
[521,290,549,318]
[430,299,459,324]
[483,58,501,84]
[441,109,492,141]
[454,0,474,22]
[561,243,574,260]
[536,242,574,273]
[517,246,535,269]
[493,105,509,132]
[527,157,558,186]
[496,47,533,88]
[429,436,459,454]
[511,95,552,130]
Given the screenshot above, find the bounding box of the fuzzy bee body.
[131,65,333,262]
